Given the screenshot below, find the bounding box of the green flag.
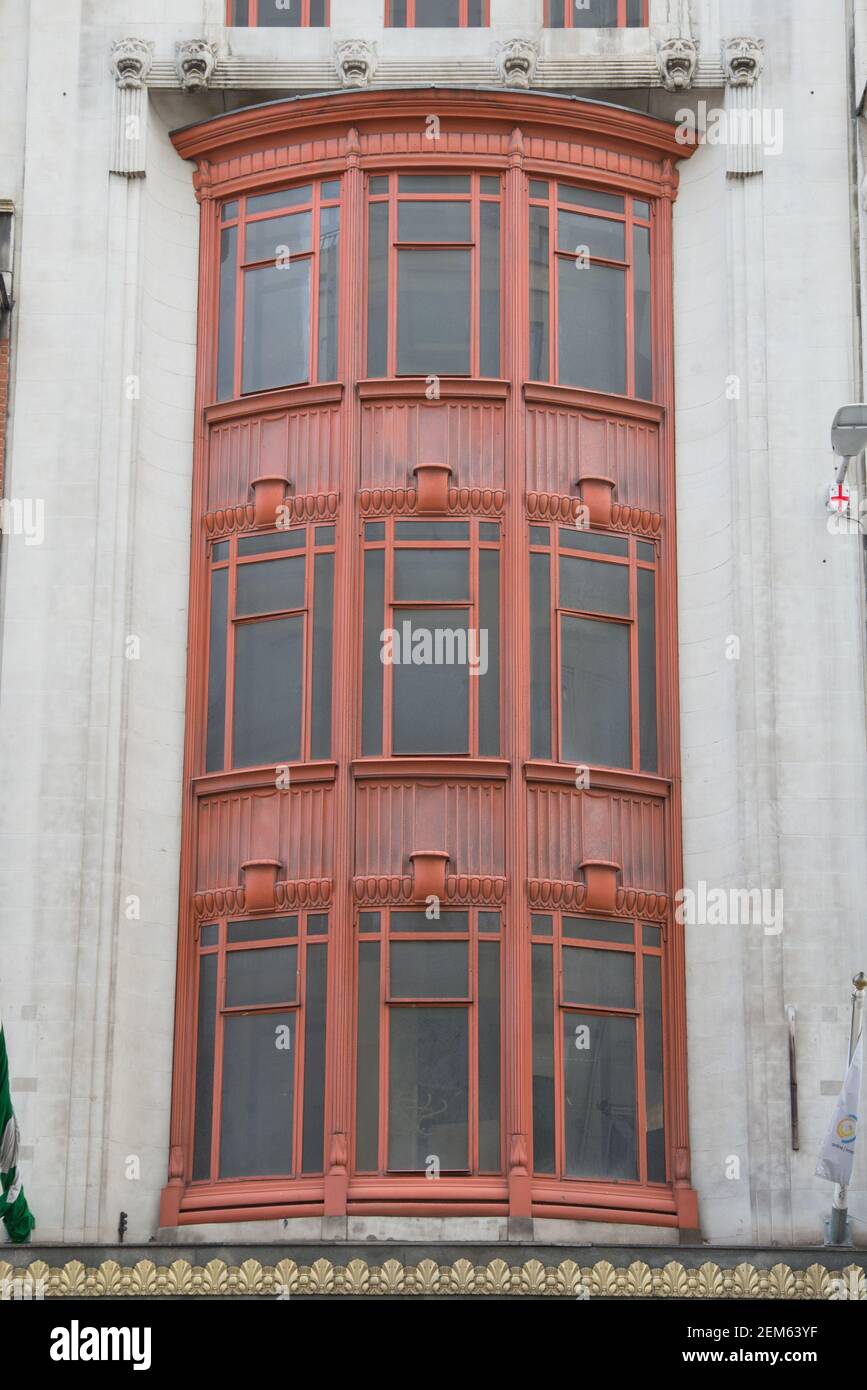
[0,1012,35,1243]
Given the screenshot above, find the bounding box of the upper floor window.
[545,0,648,25]
[529,181,653,399]
[205,524,335,773]
[228,0,329,24]
[366,174,501,379]
[361,519,501,758]
[217,179,340,400]
[530,527,658,773]
[387,0,488,24]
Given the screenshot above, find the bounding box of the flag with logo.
[816,1034,863,1186]
[0,1010,35,1242]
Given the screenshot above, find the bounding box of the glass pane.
[192,954,217,1181]
[634,199,651,220]
[529,205,550,380]
[480,176,500,194]
[560,529,628,557]
[559,554,630,616]
[398,201,471,242]
[220,1012,295,1178]
[206,568,228,773]
[390,941,469,997]
[562,946,635,1009]
[245,210,312,264]
[367,201,389,377]
[225,945,298,1007]
[478,547,500,756]
[390,0,408,23]
[307,913,328,935]
[571,0,619,29]
[236,555,305,615]
[239,530,305,556]
[563,917,633,944]
[642,923,661,947]
[530,525,550,545]
[479,911,501,933]
[217,226,237,401]
[362,549,385,755]
[311,552,334,760]
[356,942,381,1170]
[243,261,311,392]
[365,521,385,541]
[391,608,470,754]
[388,1009,469,1170]
[529,179,550,198]
[200,924,219,947]
[547,0,565,26]
[247,185,313,216]
[390,910,469,933]
[212,541,230,562]
[360,912,381,933]
[480,200,501,377]
[559,184,624,215]
[561,616,630,768]
[532,944,555,1173]
[530,552,552,759]
[627,0,646,24]
[478,941,501,1171]
[395,521,468,541]
[233,616,304,767]
[644,954,666,1181]
[564,1013,637,1180]
[638,568,657,773]
[634,225,653,400]
[480,522,500,541]
[414,0,461,25]
[558,210,625,262]
[393,548,469,600]
[231,0,249,23]
[532,914,554,936]
[318,205,340,382]
[228,917,297,944]
[397,248,471,375]
[637,540,655,562]
[557,259,626,394]
[257,0,304,26]
[301,942,327,1173]
[321,178,340,200]
[467,0,484,21]
[309,0,327,22]
[369,176,389,195]
[315,525,335,545]
[399,175,472,193]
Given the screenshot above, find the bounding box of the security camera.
[831,405,867,458]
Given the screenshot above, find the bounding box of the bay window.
[228,0,329,24]
[361,519,501,757]
[367,174,501,378]
[529,181,653,399]
[206,524,335,772]
[530,527,658,772]
[217,179,340,400]
[545,0,648,25]
[531,914,665,1183]
[192,913,329,1182]
[355,910,501,1174]
[387,0,488,24]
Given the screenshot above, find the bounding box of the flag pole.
[828,972,867,1245]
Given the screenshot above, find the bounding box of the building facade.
[1,0,867,1297]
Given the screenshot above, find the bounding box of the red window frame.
[530,912,666,1185]
[529,179,654,399]
[365,172,502,380]
[217,177,341,402]
[360,518,502,759]
[191,911,330,1184]
[227,0,330,24]
[353,908,503,1176]
[205,522,336,773]
[386,0,490,25]
[544,0,649,25]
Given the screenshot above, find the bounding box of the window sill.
[358,378,509,402]
[206,381,344,424]
[193,762,337,795]
[353,756,510,781]
[524,761,670,796]
[524,381,663,423]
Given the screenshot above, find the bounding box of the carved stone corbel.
[109,38,153,177]
[334,40,377,89]
[656,37,699,93]
[723,36,765,87]
[176,39,219,92]
[723,37,767,177]
[497,40,539,90]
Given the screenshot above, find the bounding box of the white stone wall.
[0,0,864,1247]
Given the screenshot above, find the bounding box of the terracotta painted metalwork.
[164,89,697,1232]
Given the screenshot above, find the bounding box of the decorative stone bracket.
[251,474,292,529]
[723,37,767,178]
[109,37,154,177]
[579,859,620,915]
[240,859,282,913]
[413,463,452,514]
[577,474,616,528]
[410,850,450,904]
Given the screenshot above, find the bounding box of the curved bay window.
[545,0,648,26]
[167,91,696,1233]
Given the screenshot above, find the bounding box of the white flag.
[816,1035,863,1185]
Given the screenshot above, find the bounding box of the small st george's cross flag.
[816,1034,864,1187]
[0,1010,35,1242]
